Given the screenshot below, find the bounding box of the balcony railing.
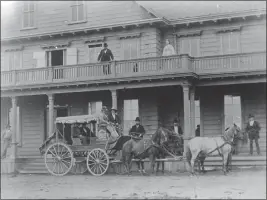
[1,51,266,88]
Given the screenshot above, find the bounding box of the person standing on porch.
[97,43,114,75]
[195,124,200,137]
[1,124,12,159]
[129,117,146,138]
[172,118,183,136]
[245,114,261,156]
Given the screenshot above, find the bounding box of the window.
[121,38,140,60]
[180,37,200,57]
[220,32,240,55]
[46,49,66,67]
[71,1,86,22]
[224,95,242,129]
[88,101,102,115]
[123,99,139,135]
[88,44,103,63]
[23,1,35,28]
[4,51,22,71]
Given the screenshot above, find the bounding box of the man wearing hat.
[172,118,183,136]
[129,117,146,138]
[97,43,114,74]
[245,114,261,155]
[108,107,121,135]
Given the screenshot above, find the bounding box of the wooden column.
[48,94,54,136]
[10,96,18,160]
[190,86,195,137]
[111,90,117,109]
[182,84,190,155]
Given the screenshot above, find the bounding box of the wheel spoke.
[59,161,64,174]
[99,161,108,166]
[88,154,96,161]
[53,145,58,157]
[62,159,71,165]
[52,162,57,173]
[48,149,57,157]
[61,160,69,169]
[88,162,96,166]
[99,163,106,173]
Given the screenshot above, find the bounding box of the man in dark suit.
[195,124,200,137]
[97,43,114,75]
[245,114,261,155]
[172,118,183,136]
[129,117,146,138]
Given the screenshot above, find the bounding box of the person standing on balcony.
[245,114,261,156]
[97,43,114,75]
[162,39,176,56]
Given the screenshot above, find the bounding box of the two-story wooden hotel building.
[1,1,266,173]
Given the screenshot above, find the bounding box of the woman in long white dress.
[162,39,176,56]
[162,39,176,70]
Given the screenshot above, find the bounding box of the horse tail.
[185,142,192,167]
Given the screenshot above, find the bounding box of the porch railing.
[1,51,266,87]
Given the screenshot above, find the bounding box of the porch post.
[110,90,117,109]
[182,84,190,155]
[190,86,195,137]
[47,94,54,136]
[11,96,18,160]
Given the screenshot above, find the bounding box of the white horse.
[185,124,244,175]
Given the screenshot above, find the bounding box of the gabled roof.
[137,1,266,21]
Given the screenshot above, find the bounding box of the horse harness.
[202,136,234,158]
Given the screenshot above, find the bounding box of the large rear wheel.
[87,148,109,176]
[44,142,74,176]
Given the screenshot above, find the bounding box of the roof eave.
[169,8,266,26]
[1,18,165,43]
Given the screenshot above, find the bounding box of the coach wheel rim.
[87,148,109,176]
[44,142,74,176]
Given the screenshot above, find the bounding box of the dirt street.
[1,167,266,199]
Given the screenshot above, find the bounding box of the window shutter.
[88,46,102,63]
[229,33,239,54]
[181,38,190,55]
[3,52,10,71]
[33,51,46,68]
[66,48,77,65]
[221,33,230,54]
[14,51,22,69]
[190,38,200,57]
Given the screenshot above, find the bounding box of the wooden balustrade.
[193,51,266,74]
[1,52,265,88]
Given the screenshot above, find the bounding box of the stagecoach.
[39,114,131,176]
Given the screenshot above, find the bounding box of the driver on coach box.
[129,117,146,138]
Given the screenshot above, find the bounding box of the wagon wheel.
[87,148,109,176]
[44,142,74,176]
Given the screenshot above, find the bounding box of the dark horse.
[121,127,173,175]
[185,123,245,176]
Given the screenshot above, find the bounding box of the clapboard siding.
[200,88,223,136]
[1,27,159,71]
[161,19,266,57]
[1,1,153,39]
[18,96,46,157]
[239,86,266,154]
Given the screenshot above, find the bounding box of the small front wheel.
[87,148,109,176]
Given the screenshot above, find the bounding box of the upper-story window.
[219,32,240,55]
[70,1,86,22]
[3,51,23,71]
[23,1,35,28]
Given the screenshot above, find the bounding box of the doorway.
[47,49,66,79]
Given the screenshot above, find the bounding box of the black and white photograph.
[1,1,266,199]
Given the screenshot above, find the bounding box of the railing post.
[12,71,16,85]
[111,61,116,78]
[48,67,53,82]
[180,54,190,73]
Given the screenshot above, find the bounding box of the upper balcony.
[1,51,266,90]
